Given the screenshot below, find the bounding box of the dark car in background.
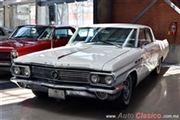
[0,25,75,73]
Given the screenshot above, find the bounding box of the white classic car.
[10,24,169,109]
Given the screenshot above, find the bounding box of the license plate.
[48,89,65,100]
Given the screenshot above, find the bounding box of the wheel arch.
[115,68,138,87]
[123,69,138,87]
[129,70,138,87]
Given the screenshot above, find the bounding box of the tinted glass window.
[145,28,153,43]
[138,28,153,47]
[71,27,137,47]
[10,26,53,39]
[53,28,73,39]
[73,27,100,42]
[138,29,145,47]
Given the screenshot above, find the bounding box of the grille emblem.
[51,71,60,80]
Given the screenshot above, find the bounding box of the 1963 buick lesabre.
[10,24,169,109]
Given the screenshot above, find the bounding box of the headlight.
[11,65,31,78]
[105,76,114,85]
[90,74,100,83]
[22,67,31,76]
[14,66,20,75]
[11,50,18,60]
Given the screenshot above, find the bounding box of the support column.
[94,0,111,23]
[36,4,47,25]
[4,5,10,28]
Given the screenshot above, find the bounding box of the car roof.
[79,23,150,29]
[17,24,74,28]
[50,25,75,28]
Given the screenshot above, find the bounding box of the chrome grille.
[0,53,11,60]
[31,66,90,83]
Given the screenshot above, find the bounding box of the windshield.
[10,26,53,39]
[72,27,137,47]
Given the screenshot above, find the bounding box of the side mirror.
[142,40,148,46]
[56,36,60,39]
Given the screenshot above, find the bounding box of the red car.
[0,25,75,72]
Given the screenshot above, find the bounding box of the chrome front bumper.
[11,77,125,100]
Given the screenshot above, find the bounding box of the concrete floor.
[1,65,180,120]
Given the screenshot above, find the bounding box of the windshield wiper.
[99,40,122,48]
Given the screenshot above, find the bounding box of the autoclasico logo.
[117,112,161,119]
[136,112,162,119]
[106,112,179,119]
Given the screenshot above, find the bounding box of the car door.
[52,28,75,48]
[144,28,160,68]
[38,27,52,49]
[136,28,154,81]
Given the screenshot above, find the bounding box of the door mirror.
[142,40,148,46]
[56,36,60,39]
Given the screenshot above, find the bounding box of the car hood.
[15,45,131,71]
[0,39,37,49]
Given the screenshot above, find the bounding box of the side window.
[138,28,153,47]
[53,28,72,39]
[145,28,153,44]
[68,29,73,36]
[138,29,145,47]
[38,27,52,39]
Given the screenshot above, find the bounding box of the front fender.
[114,68,137,87]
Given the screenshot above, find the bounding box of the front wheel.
[112,75,133,110]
